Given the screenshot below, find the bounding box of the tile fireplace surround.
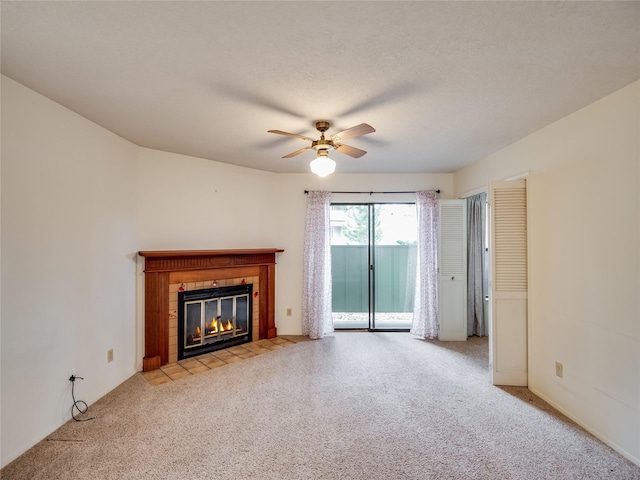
[138,249,284,372]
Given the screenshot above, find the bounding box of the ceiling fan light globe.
[310,156,336,177]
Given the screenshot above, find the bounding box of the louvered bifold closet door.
[438,200,467,341]
[489,179,528,386]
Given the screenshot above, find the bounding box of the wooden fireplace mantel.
[139,249,284,371]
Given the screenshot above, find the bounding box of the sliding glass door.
[331,203,417,330]
[331,204,369,329]
[372,204,417,329]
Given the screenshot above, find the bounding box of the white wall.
[1,76,140,467]
[137,148,282,251]
[454,81,640,464]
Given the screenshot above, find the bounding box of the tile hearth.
[141,336,301,385]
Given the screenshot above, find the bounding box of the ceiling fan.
[268,121,375,176]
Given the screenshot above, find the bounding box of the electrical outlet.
[286,308,292,317]
[555,361,563,378]
[69,368,75,380]
[107,349,114,363]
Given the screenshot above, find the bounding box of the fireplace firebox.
[178,284,252,360]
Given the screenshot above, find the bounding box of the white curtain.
[302,191,334,339]
[411,191,439,339]
[467,192,487,336]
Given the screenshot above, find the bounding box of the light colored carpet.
[2,333,639,479]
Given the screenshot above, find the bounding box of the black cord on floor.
[69,375,96,422]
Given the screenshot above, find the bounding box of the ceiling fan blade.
[282,146,312,158]
[330,123,375,142]
[268,130,315,142]
[334,144,367,158]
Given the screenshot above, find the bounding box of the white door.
[489,179,528,386]
[438,200,467,341]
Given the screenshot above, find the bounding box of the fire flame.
[209,318,234,333]
[195,326,201,336]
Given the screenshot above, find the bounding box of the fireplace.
[138,249,283,371]
[179,284,253,359]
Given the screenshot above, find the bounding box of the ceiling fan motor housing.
[312,139,334,151]
[315,121,331,133]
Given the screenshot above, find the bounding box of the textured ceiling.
[2,1,639,174]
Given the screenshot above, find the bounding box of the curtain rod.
[304,189,440,195]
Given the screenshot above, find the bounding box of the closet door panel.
[438,200,467,341]
[489,179,528,386]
